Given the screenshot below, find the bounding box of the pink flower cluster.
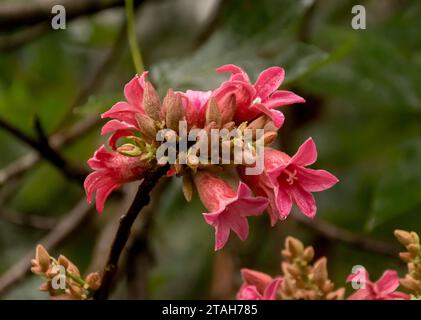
[85,65,338,250]
[237,267,409,300]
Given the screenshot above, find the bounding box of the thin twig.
[0,117,86,184]
[0,199,93,296]
[293,213,400,256]
[0,208,57,230]
[94,165,168,300]
[0,0,145,31]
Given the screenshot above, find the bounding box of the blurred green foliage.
[0,0,420,299]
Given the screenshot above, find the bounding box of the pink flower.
[214,64,305,128]
[194,172,268,250]
[180,90,212,128]
[84,145,151,213]
[239,138,338,224]
[101,73,149,146]
[347,268,409,300]
[237,268,281,300]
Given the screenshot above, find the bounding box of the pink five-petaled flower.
[237,268,282,300]
[239,138,338,225]
[194,172,268,250]
[84,146,151,213]
[347,268,409,300]
[214,64,305,128]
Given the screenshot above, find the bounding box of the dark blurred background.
[0,0,420,299]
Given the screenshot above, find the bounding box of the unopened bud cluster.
[30,244,101,300]
[394,229,421,297]
[279,237,345,300]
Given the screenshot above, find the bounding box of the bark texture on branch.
[94,164,168,300]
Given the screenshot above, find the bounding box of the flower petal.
[254,67,285,100]
[216,64,250,82]
[265,90,305,109]
[290,185,316,218]
[263,278,282,300]
[297,168,339,192]
[291,137,317,167]
[274,184,293,219]
[214,222,230,250]
[375,270,400,294]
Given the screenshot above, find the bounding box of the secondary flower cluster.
[84,65,338,250]
[31,245,101,300]
[237,236,344,300]
[237,229,421,300]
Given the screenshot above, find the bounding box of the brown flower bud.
[263,121,277,133]
[326,288,345,300]
[164,89,184,132]
[31,245,50,274]
[400,275,420,291]
[408,243,420,257]
[220,94,236,124]
[247,115,267,131]
[285,236,304,257]
[136,113,157,140]
[205,97,222,128]
[85,272,102,291]
[143,81,161,121]
[58,255,80,276]
[262,132,277,146]
[312,257,328,285]
[399,252,412,263]
[223,121,236,131]
[303,246,315,262]
[394,229,414,246]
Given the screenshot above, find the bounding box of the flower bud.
[85,272,102,291]
[399,252,412,263]
[117,143,143,157]
[220,94,236,124]
[262,132,277,146]
[206,97,222,128]
[303,246,315,262]
[312,257,328,285]
[247,115,267,131]
[285,236,304,257]
[394,229,414,246]
[136,113,157,139]
[400,275,420,291]
[164,89,184,132]
[31,246,50,275]
[143,81,161,121]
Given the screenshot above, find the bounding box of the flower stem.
[125,0,144,74]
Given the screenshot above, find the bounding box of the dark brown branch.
[0,199,93,296]
[293,213,400,257]
[94,165,168,300]
[0,22,50,52]
[0,115,100,188]
[0,0,145,31]
[0,116,86,184]
[125,179,168,299]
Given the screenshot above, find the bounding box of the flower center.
[284,169,298,185]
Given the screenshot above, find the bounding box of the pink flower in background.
[214,64,305,127]
[347,269,409,300]
[194,172,268,250]
[84,146,151,213]
[240,138,338,223]
[237,268,281,300]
